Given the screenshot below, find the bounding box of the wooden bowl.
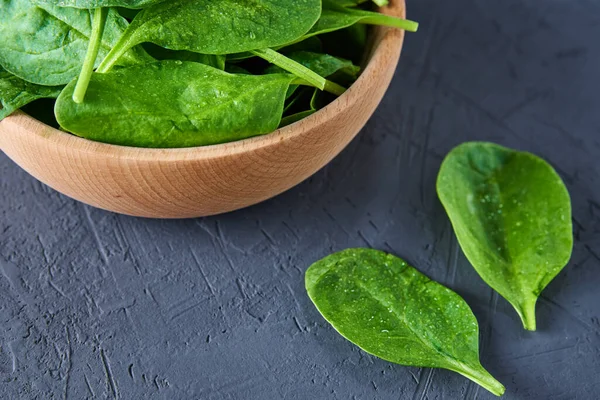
[0,0,407,218]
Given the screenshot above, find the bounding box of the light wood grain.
[0,0,406,218]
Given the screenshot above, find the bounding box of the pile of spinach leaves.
[0,0,418,148]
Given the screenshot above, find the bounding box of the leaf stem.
[251,48,326,91]
[452,362,506,397]
[323,80,346,96]
[97,17,138,73]
[292,78,346,96]
[360,15,419,32]
[516,298,538,331]
[73,8,108,103]
[253,48,347,96]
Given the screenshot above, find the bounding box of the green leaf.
[227,36,324,63]
[329,0,364,6]
[143,44,226,70]
[265,51,360,81]
[306,248,505,397]
[97,0,322,72]
[0,68,62,121]
[0,0,150,86]
[254,49,349,96]
[329,0,388,7]
[296,0,418,43]
[437,142,573,331]
[266,51,359,101]
[224,64,251,75]
[55,60,296,148]
[280,88,319,127]
[32,0,166,8]
[282,87,311,113]
[251,49,327,91]
[309,88,322,110]
[279,109,316,127]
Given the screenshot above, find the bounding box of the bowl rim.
[3,0,406,162]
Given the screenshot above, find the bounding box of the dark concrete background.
[1,0,599,398]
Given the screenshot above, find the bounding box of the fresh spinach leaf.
[280,88,319,127]
[265,52,360,82]
[227,37,324,63]
[0,0,149,86]
[330,0,387,7]
[279,110,316,127]
[254,49,349,96]
[32,0,166,8]
[294,0,418,44]
[330,0,365,6]
[0,68,63,120]
[55,61,297,148]
[224,64,251,75]
[144,44,226,70]
[309,87,324,110]
[266,51,359,99]
[282,87,312,113]
[251,49,328,92]
[96,0,322,72]
[437,142,573,331]
[306,248,505,397]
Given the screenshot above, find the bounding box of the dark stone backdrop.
[1,0,599,398]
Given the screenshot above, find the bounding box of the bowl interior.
[1,0,406,160]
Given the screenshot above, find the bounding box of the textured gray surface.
[1,0,600,399]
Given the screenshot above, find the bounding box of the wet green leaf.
[306,248,505,397]
[0,68,62,120]
[437,142,573,331]
[266,51,359,99]
[298,0,418,42]
[330,0,388,7]
[33,0,166,8]
[97,0,322,72]
[265,51,360,81]
[0,0,149,86]
[144,44,226,70]
[55,60,296,148]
